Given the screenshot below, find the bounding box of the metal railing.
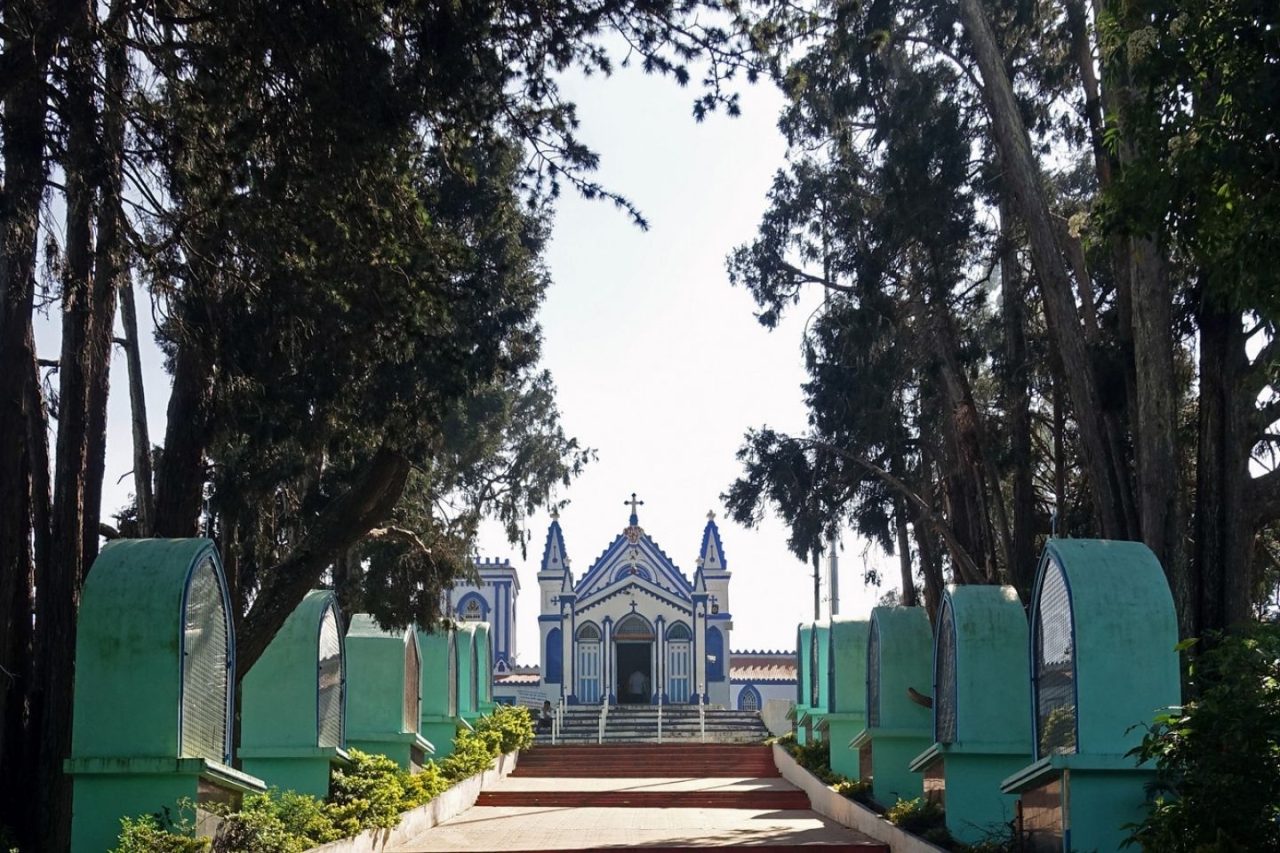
[551,699,564,745]
[698,688,706,743]
[657,690,663,744]
[597,700,610,744]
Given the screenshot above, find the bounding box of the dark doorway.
[616,642,652,703]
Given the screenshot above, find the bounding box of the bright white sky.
[52,56,899,664]
[472,62,897,660]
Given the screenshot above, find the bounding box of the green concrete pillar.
[908,585,1030,844]
[1001,540,1181,853]
[241,590,349,796]
[345,614,435,770]
[851,605,933,807]
[66,539,264,853]
[417,626,461,758]
[825,618,869,780]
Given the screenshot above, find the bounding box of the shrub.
[113,707,529,852]
[474,703,534,753]
[886,797,945,833]
[112,813,209,853]
[1126,624,1280,852]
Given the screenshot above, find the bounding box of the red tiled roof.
[495,673,541,685]
[729,663,796,683]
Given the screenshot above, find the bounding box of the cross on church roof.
[624,492,645,525]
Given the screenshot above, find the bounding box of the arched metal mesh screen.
[447,633,458,717]
[934,600,958,744]
[809,632,820,707]
[740,687,760,712]
[1034,558,1077,757]
[404,635,421,732]
[181,557,230,762]
[470,638,479,708]
[867,620,881,727]
[317,606,344,748]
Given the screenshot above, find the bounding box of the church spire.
[698,510,728,573]
[540,508,569,575]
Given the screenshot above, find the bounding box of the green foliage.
[1125,624,1280,852]
[1038,705,1077,755]
[473,704,536,754]
[116,715,527,853]
[111,814,208,853]
[885,797,946,834]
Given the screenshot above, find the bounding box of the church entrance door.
[616,642,652,704]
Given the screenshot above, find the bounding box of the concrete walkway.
[392,775,887,851]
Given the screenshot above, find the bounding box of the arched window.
[1033,558,1077,757]
[666,622,692,641]
[934,599,958,744]
[707,627,725,682]
[457,593,487,622]
[545,628,563,682]
[614,613,655,641]
[576,622,602,703]
[738,684,762,713]
[181,556,232,763]
[317,603,344,748]
[403,634,421,733]
[613,565,652,584]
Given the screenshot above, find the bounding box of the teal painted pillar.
[345,614,435,770]
[417,626,461,758]
[792,623,813,744]
[850,606,932,807]
[824,618,869,780]
[454,622,482,725]
[909,585,1031,844]
[241,590,349,797]
[805,622,831,740]
[66,539,264,853]
[1001,540,1181,853]
[472,622,496,715]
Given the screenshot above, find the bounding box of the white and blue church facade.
[538,499,733,706]
[443,558,519,674]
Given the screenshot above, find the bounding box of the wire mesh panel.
[447,633,458,717]
[934,600,958,744]
[810,632,820,708]
[470,636,480,708]
[867,620,881,727]
[181,556,231,762]
[317,606,344,749]
[404,635,421,732]
[1034,558,1077,757]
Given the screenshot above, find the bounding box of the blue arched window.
[545,627,563,683]
[456,592,489,622]
[737,684,762,713]
[707,627,725,682]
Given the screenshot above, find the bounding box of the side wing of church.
[537,503,732,706]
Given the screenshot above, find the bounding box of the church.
[537,496,733,706]
[445,495,797,710]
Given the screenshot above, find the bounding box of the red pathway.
[393,743,888,851]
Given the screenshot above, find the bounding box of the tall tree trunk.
[119,281,154,535]
[153,339,215,537]
[1194,297,1252,636]
[238,448,411,675]
[1000,195,1037,601]
[0,4,48,840]
[40,5,101,846]
[958,0,1135,541]
[893,494,918,607]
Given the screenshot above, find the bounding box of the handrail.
[657,691,663,744]
[551,699,562,745]
[698,689,706,743]
[597,700,609,744]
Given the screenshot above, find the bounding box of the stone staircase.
[535,704,770,744]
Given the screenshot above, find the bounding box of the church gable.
[575,576,692,619]
[574,532,692,601]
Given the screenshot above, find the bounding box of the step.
[477,790,811,809]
